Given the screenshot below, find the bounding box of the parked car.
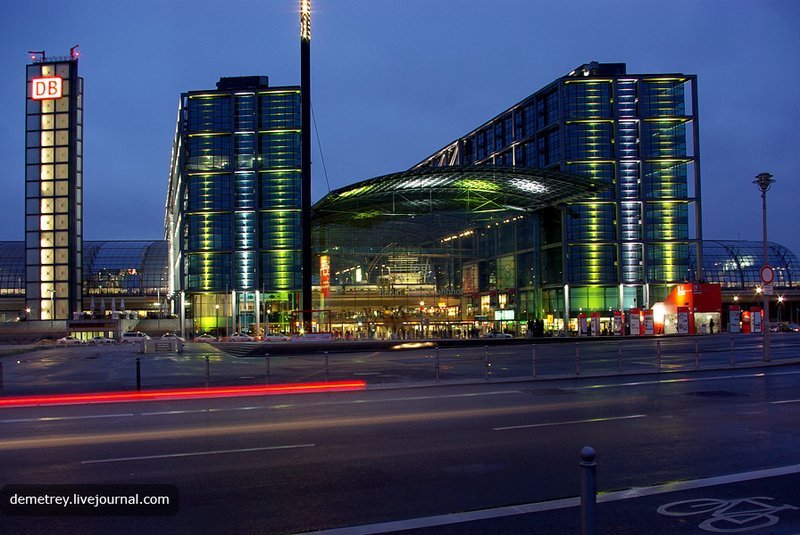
[89,336,115,345]
[57,336,84,345]
[193,333,217,342]
[482,331,513,339]
[263,333,290,342]
[788,323,800,333]
[227,333,255,342]
[161,332,186,342]
[119,331,151,343]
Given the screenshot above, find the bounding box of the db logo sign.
[31,76,63,100]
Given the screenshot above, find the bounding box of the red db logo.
[31,77,63,100]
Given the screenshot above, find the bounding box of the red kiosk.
[663,283,722,334]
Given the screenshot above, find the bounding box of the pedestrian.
[709,318,715,334]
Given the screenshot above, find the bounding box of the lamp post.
[754,172,775,361]
[215,304,220,339]
[778,295,784,324]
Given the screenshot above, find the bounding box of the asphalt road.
[2,364,800,533]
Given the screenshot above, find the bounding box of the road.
[2,363,800,533]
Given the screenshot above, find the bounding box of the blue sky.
[1,0,798,257]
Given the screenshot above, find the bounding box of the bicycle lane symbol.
[657,496,799,533]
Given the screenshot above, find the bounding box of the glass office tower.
[24,52,84,321]
[413,62,701,321]
[165,77,302,336]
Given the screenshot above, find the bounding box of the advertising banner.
[613,311,624,336]
[320,255,330,299]
[644,310,654,335]
[729,305,741,334]
[629,308,641,336]
[677,306,690,334]
[751,309,762,333]
[578,313,587,336]
[591,313,600,336]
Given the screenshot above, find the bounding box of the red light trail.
[0,381,366,408]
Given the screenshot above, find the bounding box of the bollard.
[435,346,440,382]
[136,357,141,392]
[580,446,597,535]
[205,355,210,388]
[484,345,490,381]
[325,351,329,382]
[532,344,537,377]
[695,338,700,369]
[617,342,623,373]
[656,340,662,372]
[729,335,735,367]
[575,343,581,375]
[265,354,270,384]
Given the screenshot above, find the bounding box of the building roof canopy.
[313,165,605,245]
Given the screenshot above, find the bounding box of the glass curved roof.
[0,241,169,296]
[694,240,800,288]
[0,241,25,296]
[313,165,605,246]
[84,241,170,295]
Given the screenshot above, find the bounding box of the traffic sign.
[762,283,774,295]
[760,265,775,285]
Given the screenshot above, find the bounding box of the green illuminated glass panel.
[646,243,690,282]
[187,174,232,211]
[641,122,686,158]
[186,213,233,251]
[259,211,301,249]
[568,244,616,284]
[186,252,232,291]
[643,161,688,199]
[565,162,615,201]
[565,123,613,160]
[187,135,232,171]
[566,203,616,242]
[563,82,612,119]
[259,171,301,209]
[261,251,301,290]
[645,203,688,240]
[188,96,232,132]
[569,286,619,311]
[640,81,685,118]
[259,132,300,169]
[259,92,300,131]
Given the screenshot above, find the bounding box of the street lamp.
[754,172,775,361]
[778,295,784,324]
[215,304,220,339]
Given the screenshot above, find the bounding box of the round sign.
[760,265,774,284]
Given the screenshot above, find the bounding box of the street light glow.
[300,0,311,41]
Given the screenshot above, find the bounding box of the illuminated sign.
[31,76,62,100]
[320,255,330,299]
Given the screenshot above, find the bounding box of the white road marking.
[493,414,646,431]
[770,399,800,405]
[141,405,265,416]
[305,463,800,535]
[81,443,315,464]
[0,413,134,424]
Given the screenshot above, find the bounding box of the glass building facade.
[165,77,303,335]
[24,54,84,321]
[412,62,701,323]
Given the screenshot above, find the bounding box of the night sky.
[1,0,798,257]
